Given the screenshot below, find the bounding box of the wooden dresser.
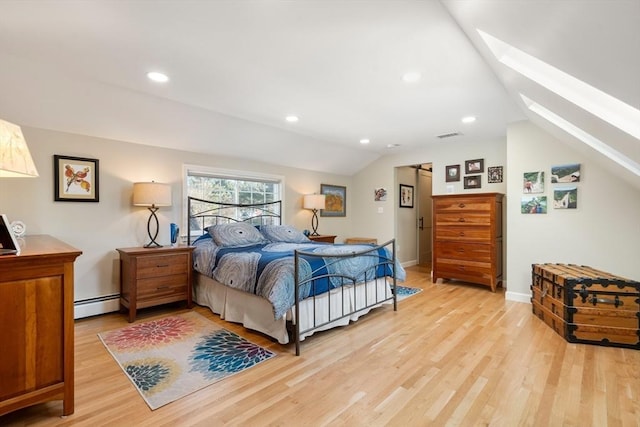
[0,235,82,416]
[432,193,504,292]
[116,245,194,322]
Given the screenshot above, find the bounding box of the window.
[183,165,284,233]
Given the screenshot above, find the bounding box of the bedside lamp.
[303,194,326,236]
[133,182,172,247]
[0,119,39,177]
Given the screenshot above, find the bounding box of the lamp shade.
[132,182,172,207]
[0,119,39,177]
[303,194,326,210]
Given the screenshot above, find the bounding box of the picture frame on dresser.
[54,155,100,202]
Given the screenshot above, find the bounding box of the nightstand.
[345,237,377,245]
[116,245,195,322]
[308,235,337,243]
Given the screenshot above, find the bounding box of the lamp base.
[310,209,320,236]
[144,206,163,248]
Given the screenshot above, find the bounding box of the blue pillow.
[260,224,311,243]
[208,222,267,247]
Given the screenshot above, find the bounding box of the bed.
[187,197,405,355]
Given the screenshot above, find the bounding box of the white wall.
[505,120,640,302]
[351,138,507,263]
[0,127,353,306]
[395,166,418,265]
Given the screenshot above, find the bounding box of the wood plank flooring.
[2,265,638,426]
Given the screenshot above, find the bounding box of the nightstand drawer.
[137,254,188,278]
[434,197,492,212]
[137,274,187,301]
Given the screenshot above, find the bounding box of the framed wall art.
[445,165,460,182]
[551,163,581,183]
[521,196,547,214]
[374,187,387,201]
[399,184,414,208]
[487,166,503,183]
[523,171,544,193]
[553,187,578,209]
[463,175,481,189]
[465,158,484,174]
[320,184,346,217]
[54,155,100,202]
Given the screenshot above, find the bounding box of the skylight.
[521,94,640,177]
[478,30,640,140]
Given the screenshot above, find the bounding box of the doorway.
[417,165,432,267]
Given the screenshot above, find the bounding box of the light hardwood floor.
[2,265,639,426]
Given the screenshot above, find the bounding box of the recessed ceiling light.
[360,139,370,144]
[147,71,169,83]
[402,72,421,83]
[462,116,476,124]
[386,143,400,149]
[285,115,299,123]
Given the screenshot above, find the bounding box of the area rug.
[98,311,275,410]
[395,285,423,300]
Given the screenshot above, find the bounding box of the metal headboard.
[187,196,282,243]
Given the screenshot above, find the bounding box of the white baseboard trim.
[74,294,120,319]
[505,291,531,304]
[402,260,417,268]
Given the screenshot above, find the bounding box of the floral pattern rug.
[395,285,423,300]
[98,311,275,410]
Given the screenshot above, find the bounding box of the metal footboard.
[293,239,398,355]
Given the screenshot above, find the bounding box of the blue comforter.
[193,236,405,319]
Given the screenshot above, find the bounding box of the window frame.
[182,164,286,236]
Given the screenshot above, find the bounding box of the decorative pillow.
[208,222,267,247]
[260,224,311,243]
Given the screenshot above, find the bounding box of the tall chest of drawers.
[432,193,504,292]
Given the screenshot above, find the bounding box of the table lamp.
[133,181,172,247]
[303,194,325,236]
[0,119,39,177]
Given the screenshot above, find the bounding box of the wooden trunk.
[531,263,640,349]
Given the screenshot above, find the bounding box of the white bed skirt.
[193,273,394,344]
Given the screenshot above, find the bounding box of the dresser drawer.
[436,258,493,282]
[137,254,188,278]
[434,226,491,242]
[435,212,490,226]
[435,241,491,261]
[434,197,492,212]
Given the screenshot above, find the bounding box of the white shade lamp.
[303,194,326,236]
[133,182,172,247]
[0,119,39,177]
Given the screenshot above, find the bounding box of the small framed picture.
[320,183,346,217]
[522,196,548,214]
[465,159,484,174]
[487,166,503,183]
[54,155,100,202]
[553,187,578,209]
[551,163,581,183]
[374,187,387,201]
[523,171,544,193]
[399,184,414,208]
[445,165,460,182]
[463,175,481,189]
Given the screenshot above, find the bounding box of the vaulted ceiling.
[0,1,637,181]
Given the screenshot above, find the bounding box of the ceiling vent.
[437,132,462,139]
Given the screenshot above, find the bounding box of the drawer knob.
[156,264,169,268]
[458,218,465,222]
[457,248,465,253]
[458,232,465,236]
[458,203,466,208]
